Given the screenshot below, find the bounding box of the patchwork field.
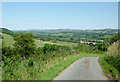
[1,33,77,48]
[35,39,77,48]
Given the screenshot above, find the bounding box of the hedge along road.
[53,57,108,80]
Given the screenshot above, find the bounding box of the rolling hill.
[0,33,15,47]
[1,32,77,48]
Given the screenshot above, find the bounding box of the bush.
[2,40,74,80]
[109,32,120,45]
[96,32,120,51]
[105,40,120,72]
[14,33,36,58]
[2,46,14,61]
[105,56,120,72]
[74,43,100,53]
[28,58,34,67]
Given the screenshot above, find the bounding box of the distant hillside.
[0,28,14,36]
[13,29,79,33]
[0,33,15,47]
[92,29,118,34]
[13,28,118,34]
[0,28,13,32]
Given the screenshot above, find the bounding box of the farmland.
[1,28,120,80]
[1,32,77,48]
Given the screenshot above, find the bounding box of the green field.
[1,33,77,48]
[2,31,120,80]
[0,33,15,47]
[35,39,77,48]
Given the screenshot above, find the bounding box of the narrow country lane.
[54,57,108,80]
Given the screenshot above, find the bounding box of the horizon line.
[1,27,118,31]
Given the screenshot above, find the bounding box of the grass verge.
[2,51,105,80]
[36,52,102,80]
[99,56,120,80]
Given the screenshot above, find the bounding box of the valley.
[1,28,120,80]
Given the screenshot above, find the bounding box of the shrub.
[105,56,120,72]
[2,46,14,61]
[14,33,36,58]
[28,58,34,67]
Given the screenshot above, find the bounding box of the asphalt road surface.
[54,57,108,80]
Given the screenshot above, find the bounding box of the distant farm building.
[80,41,96,46]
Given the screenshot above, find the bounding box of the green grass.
[34,39,56,47]
[2,33,119,80]
[1,33,15,47]
[56,41,77,48]
[34,39,77,48]
[35,52,120,80]
[99,56,120,80]
[2,52,103,80]
[99,40,120,80]
[1,33,77,48]
[34,52,103,80]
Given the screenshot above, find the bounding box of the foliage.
[2,46,14,60]
[99,36,120,80]
[74,43,102,54]
[2,28,119,80]
[96,32,120,51]
[29,29,118,44]
[96,40,109,51]
[2,43,73,80]
[2,50,103,80]
[99,56,120,80]
[2,32,74,80]
[104,56,120,72]
[109,32,120,44]
[104,40,120,74]
[28,57,34,67]
[14,33,36,57]
[106,40,120,57]
[0,28,14,36]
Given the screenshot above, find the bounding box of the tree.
[96,40,109,51]
[109,32,120,44]
[14,33,36,58]
[43,44,51,54]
